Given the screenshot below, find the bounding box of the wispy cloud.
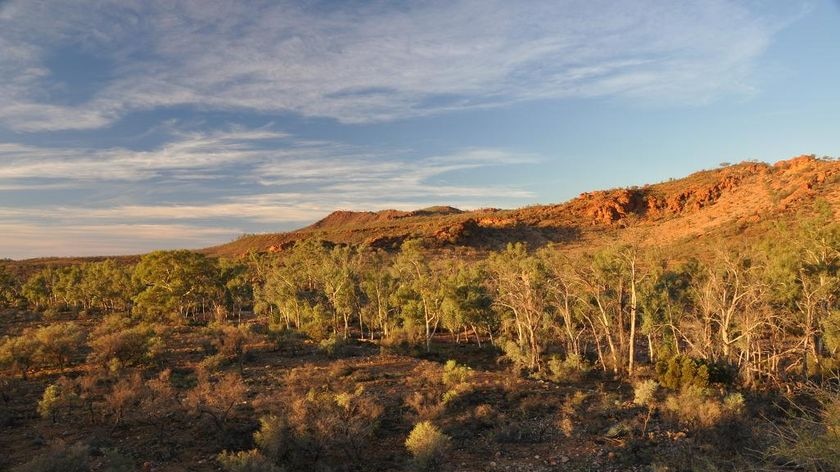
[0,222,238,259]
[0,0,801,131]
[0,125,537,257]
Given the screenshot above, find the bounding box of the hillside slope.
[205,155,840,257]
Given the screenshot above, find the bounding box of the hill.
[205,155,840,257]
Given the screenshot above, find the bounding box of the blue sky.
[0,0,838,258]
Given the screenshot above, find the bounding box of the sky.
[0,0,839,259]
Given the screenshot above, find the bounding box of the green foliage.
[38,384,61,421]
[218,450,283,472]
[544,353,590,383]
[663,386,744,429]
[87,316,165,370]
[133,250,222,322]
[317,334,347,358]
[487,243,550,371]
[253,415,291,464]
[38,377,78,423]
[441,359,472,388]
[405,421,451,471]
[656,355,710,391]
[34,322,85,369]
[0,265,18,308]
[0,332,40,378]
[771,388,840,471]
[440,261,494,342]
[253,387,384,469]
[633,379,659,408]
[10,441,89,472]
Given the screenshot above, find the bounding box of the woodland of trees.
[2,208,839,387]
[2,208,840,471]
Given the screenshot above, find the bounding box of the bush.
[380,325,423,355]
[208,323,254,371]
[318,335,347,358]
[253,415,291,463]
[442,360,472,388]
[633,379,659,408]
[405,421,451,471]
[0,333,40,379]
[37,377,78,423]
[544,354,590,383]
[186,369,248,432]
[103,372,144,427]
[656,355,710,391]
[285,388,383,467]
[771,388,840,471]
[11,441,89,472]
[87,318,165,370]
[664,386,724,428]
[34,322,86,370]
[218,450,283,472]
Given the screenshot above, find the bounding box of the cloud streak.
[0,0,799,131]
[0,126,537,257]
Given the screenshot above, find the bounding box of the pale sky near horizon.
[1,0,838,259]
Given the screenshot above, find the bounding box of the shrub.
[664,386,723,428]
[87,318,165,370]
[208,323,254,371]
[723,392,745,414]
[770,389,840,471]
[656,355,710,391]
[186,370,248,432]
[405,421,451,471]
[499,338,531,373]
[37,377,78,423]
[138,369,182,441]
[285,388,383,467]
[11,441,89,472]
[633,380,659,408]
[34,322,86,370]
[218,450,283,472]
[0,333,40,379]
[544,354,590,383]
[42,307,62,321]
[380,325,423,355]
[405,391,445,421]
[318,335,347,358]
[253,415,291,463]
[442,360,472,388]
[103,372,144,427]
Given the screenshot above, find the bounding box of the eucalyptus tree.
[440,259,494,346]
[359,248,399,339]
[132,250,223,323]
[393,239,445,351]
[22,268,58,310]
[487,243,550,371]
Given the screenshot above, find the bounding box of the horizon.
[2,1,839,259]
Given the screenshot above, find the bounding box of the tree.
[394,240,444,352]
[35,322,86,370]
[359,248,399,340]
[0,265,19,308]
[22,268,58,310]
[0,332,40,379]
[440,260,494,346]
[487,243,550,371]
[220,258,254,323]
[133,250,222,323]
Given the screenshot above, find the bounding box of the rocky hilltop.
[206,155,839,257]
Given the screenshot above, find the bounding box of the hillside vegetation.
[205,155,840,258]
[1,156,839,471]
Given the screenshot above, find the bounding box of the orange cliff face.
[203,155,840,257]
